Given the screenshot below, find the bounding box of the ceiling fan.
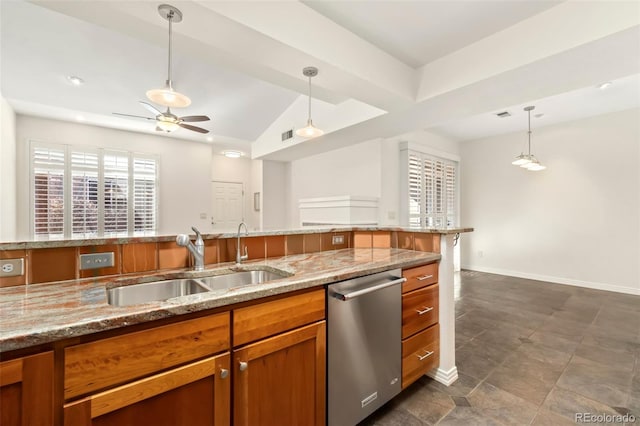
[114,101,210,134]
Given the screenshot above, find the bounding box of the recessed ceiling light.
[206,136,213,142]
[223,150,242,158]
[76,115,85,122]
[597,81,612,90]
[67,75,85,86]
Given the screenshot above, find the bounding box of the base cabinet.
[233,321,326,426]
[64,353,230,426]
[0,351,54,426]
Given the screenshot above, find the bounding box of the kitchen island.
[0,227,471,425]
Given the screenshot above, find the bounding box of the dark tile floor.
[360,271,640,425]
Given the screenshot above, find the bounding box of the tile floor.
[360,271,640,425]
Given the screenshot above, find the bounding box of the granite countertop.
[0,248,440,353]
[0,226,473,250]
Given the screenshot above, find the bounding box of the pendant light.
[146,4,191,108]
[512,106,546,171]
[296,66,324,138]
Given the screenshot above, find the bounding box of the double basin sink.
[107,269,289,307]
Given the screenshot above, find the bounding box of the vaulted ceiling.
[2,1,638,160]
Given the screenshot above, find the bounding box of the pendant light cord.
[307,75,312,122]
[167,11,173,82]
[527,108,531,156]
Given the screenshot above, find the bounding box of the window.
[404,149,458,228]
[31,142,158,239]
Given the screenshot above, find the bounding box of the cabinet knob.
[219,368,229,379]
[239,361,248,371]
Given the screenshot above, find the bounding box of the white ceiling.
[303,0,562,67]
[1,0,638,157]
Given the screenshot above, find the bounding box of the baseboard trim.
[460,265,640,296]
[427,366,458,386]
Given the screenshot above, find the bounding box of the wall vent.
[495,111,511,118]
[281,129,293,141]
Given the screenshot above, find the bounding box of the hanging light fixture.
[146,4,191,108]
[512,105,546,171]
[296,66,324,138]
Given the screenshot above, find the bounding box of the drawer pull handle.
[417,274,434,281]
[239,361,248,372]
[416,306,434,315]
[417,350,434,361]
[219,368,229,379]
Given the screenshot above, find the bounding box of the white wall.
[0,97,17,241]
[286,131,460,228]
[15,116,213,238]
[211,154,258,230]
[262,160,289,230]
[460,108,640,295]
[288,139,382,227]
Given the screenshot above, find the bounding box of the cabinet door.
[0,351,54,426]
[234,321,326,426]
[64,353,230,426]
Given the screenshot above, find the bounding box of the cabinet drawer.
[65,312,230,400]
[402,324,439,389]
[402,284,438,339]
[402,263,438,293]
[233,289,325,347]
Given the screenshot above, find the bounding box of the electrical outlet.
[332,235,345,245]
[200,212,207,219]
[0,259,24,277]
[478,250,484,258]
[80,252,115,270]
[387,211,396,220]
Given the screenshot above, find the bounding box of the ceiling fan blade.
[113,112,155,121]
[139,101,162,116]
[179,115,210,122]
[179,123,209,134]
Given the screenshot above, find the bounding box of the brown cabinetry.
[401,263,440,389]
[0,351,54,426]
[64,353,230,426]
[233,289,326,426]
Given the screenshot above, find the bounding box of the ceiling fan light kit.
[296,66,324,139]
[146,4,191,108]
[512,106,546,171]
[113,5,211,135]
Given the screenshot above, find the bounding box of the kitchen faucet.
[236,222,249,265]
[176,226,205,271]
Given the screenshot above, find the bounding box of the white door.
[211,181,244,231]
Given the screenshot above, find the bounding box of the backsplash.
[0,230,442,287]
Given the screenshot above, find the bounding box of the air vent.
[495,111,511,118]
[281,129,293,141]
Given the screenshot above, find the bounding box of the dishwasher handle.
[332,277,406,301]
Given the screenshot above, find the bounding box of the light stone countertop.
[0,226,473,250]
[0,248,440,353]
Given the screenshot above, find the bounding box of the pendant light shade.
[146,4,191,108]
[512,106,545,171]
[296,66,324,138]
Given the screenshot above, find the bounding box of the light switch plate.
[80,252,115,270]
[0,258,24,277]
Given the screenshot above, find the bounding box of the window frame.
[29,140,159,239]
[399,141,460,228]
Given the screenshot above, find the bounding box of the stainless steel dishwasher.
[327,269,406,426]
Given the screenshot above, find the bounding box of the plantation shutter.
[103,151,130,235]
[70,149,99,237]
[407,151,458,228]
[32,144,65,238]
[408,154,423,227]
[133,156,157,233]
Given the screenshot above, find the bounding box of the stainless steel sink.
[193,270,288,291]
[107,278,209,306]
[107,269,289,306]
